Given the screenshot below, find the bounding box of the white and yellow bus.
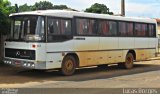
[4,10,158,75]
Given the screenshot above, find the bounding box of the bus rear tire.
[60,55,76,76]
[118,53,134,69]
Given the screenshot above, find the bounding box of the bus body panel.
[135,38,149,48]
[99,37,123,63]
[135,49,156,61]
[76,50,123,67]
[119,37,135,49]
[5,42,34,50]
[45,40,74,69]
[99,37,119,50]
[46,40,74,52]
[45,53,63,69]
[73,36,99,66]
[149,38,157,48]
[73,36,99,51]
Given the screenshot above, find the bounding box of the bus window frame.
[9,15,47,42]
[46,16,73,43]
[74,16,99,37]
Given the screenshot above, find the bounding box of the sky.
[9,0,160,18]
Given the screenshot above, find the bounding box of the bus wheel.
[61,55,76,76]
[124,53,134,69]
[119,53,134,69]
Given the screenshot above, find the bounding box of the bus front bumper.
[3,58,47,69]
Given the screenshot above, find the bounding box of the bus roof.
[10,10,156,24]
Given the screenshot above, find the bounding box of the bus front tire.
[60,55,76,76]
[118,53,134,69]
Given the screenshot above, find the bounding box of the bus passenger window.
[126,23,134,36]
[135,24,142,37]
[48,18,61,35]
[135,23,147,37]
[99,20,117,36]
[141,24,147,36]
[119,22,127,36]
[108,21,117,36]
[47,18,72,42]
[76,18,98,36]
[61,20,71,35]
[99,21,109,36]
[149,24,156,37]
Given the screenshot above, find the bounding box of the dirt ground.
[0,58,160,88]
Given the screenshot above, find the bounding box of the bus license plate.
[15,61,21,66]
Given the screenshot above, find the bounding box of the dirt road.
[0,59,160,88]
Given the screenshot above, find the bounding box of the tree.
[53,5,68,9]
[0,0,11,35]
[32,1,53,10]
[0,0,12,61]
[19,4,32,12]
[85,3,113,15]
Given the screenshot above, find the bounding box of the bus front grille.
[5,48,36,60]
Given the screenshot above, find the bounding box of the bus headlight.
[31,64,35,67]
[9,61,12,64]
[23,62,35,68]
[4,60,7,63]
[23,63,27,66]
[27,63,31,67]
[7,61,10,64]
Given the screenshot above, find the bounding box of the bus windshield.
[9,15,45,42]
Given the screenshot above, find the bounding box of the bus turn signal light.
[32,44,36,48]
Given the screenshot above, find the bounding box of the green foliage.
[19,4,32,12]
[32,1,53,10]
[0,0,11,35]
[85,3,113,15]
[53,5,68,9]
[31,1,70,10]
[8,5,16,13]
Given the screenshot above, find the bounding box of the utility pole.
[15,4,19,13]
[121,0,125,16]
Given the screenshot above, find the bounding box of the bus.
[3,10,158,76]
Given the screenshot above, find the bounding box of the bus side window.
[135,23,141,37]
[76,18,97,36]
[108,21,117,36]
[119,22,127,36]
[149,24,156,37]
[48,18,61,35]
[77,19,83,35]
[49,22,54,34]
[89,20,98,35]
[126,23,134,36]
[99,21,109,36]
[141,24,147,37]
[61,20,71,35]
[135,23,147,37]
[83,19,89,34]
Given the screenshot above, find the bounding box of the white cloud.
[126,2,160,17]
